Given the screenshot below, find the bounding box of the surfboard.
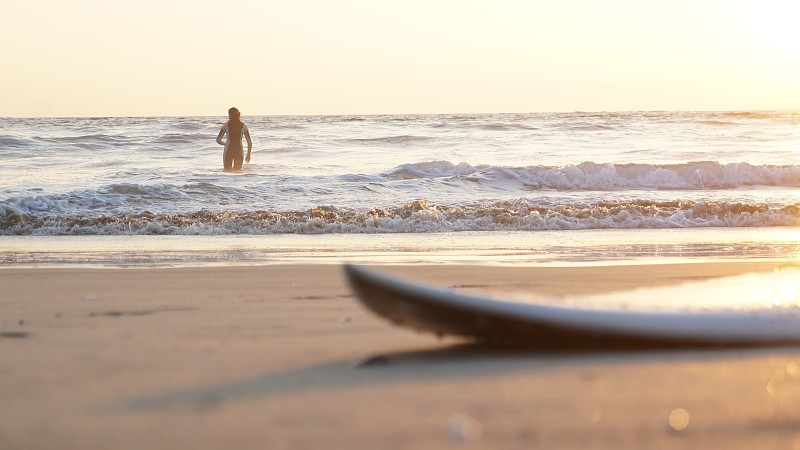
[344,265,800,348]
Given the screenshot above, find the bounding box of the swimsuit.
[222,121,247,170]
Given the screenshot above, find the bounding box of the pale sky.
[1,0,799,117]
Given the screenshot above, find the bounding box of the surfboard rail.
[344,264,800,348]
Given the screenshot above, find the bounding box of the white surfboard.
[344,265,800,347]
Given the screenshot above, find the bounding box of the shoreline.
[3,261,799,449]
[3,228,800,269]
[1,258,796,271]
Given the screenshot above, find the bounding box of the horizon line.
[2,108,798,120]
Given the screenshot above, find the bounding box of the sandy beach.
[3,261,800,449]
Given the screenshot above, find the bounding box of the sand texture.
[2,262,800,449]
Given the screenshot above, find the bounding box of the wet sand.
[2,262,800,449]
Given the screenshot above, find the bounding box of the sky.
[1,0,799,117]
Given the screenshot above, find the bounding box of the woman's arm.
[244,125,253,162]
[216,124,227,146]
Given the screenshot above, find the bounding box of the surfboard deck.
[344,265,800,348]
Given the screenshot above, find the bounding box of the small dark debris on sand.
[0,331,31,339]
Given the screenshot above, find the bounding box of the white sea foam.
[2,199,798,235]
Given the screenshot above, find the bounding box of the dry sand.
[2,262,800,449]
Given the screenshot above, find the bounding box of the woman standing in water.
[216,107,253,171]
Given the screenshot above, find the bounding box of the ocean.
[1,111,799,267]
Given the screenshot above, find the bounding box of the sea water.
[1,111,798,266]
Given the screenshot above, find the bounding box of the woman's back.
[226,120,245,150]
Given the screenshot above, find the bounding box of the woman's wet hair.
[228,107,242,124]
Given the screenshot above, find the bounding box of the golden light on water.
[777,271,800,308]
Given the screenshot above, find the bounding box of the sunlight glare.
[741,1,800,56]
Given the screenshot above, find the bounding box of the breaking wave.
[386,161,800,189]
[2,199,798,235]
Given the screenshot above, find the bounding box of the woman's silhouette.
[216,107,252,171]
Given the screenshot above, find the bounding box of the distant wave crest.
[385,161,800,189]
[343,135,434,146]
